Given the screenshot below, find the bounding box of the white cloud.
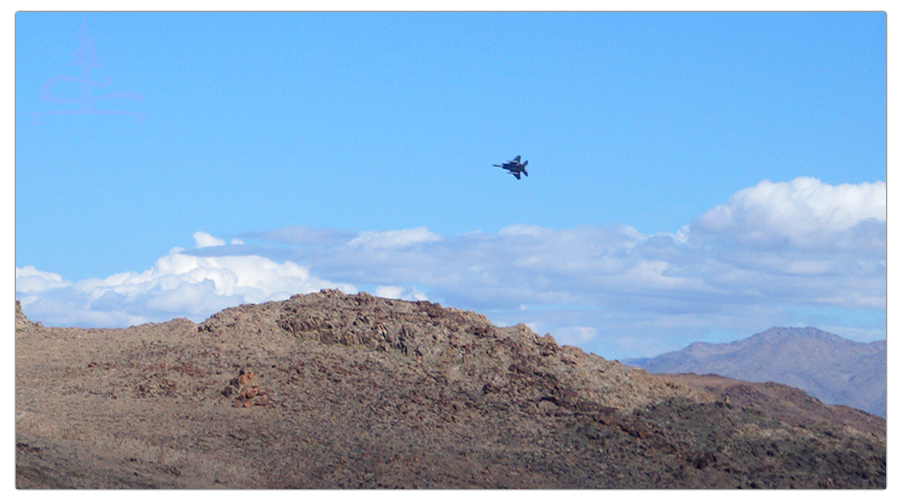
[348,227,441,250]
[553,326,599,345]
[16,247,356,327]
[15,266,71,293]
[16,178,885,360]
[375,285,428,301]
[693,177,885,249]
[193,231,226,248]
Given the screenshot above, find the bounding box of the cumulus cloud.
[193,231,226,248]
[16,245,356,327]
[16,178,885,360]
[15,266,71,293]
[692,177,885,250]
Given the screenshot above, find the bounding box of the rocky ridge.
[15,291,886,488]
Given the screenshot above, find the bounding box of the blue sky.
[14,11,887,360]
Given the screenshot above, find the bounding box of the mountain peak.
[630,326,886,417]
[756,326,847,342]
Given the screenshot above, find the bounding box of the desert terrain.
[15,291,885,488]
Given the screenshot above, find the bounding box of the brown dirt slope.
[15,291,886,488]
[652,373,886,437]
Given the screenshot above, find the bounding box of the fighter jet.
[493,155,529,180]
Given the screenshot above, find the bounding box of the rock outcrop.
[223,367,273,408]
[15,292,886,488]
[197,289,702,413]
[16,300,36,330]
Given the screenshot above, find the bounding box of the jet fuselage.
[493,155,529,180]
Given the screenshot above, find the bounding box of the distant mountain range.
[626,327,886,417]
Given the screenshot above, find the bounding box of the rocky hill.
[15,293,885,488]
[626,327,886,417]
